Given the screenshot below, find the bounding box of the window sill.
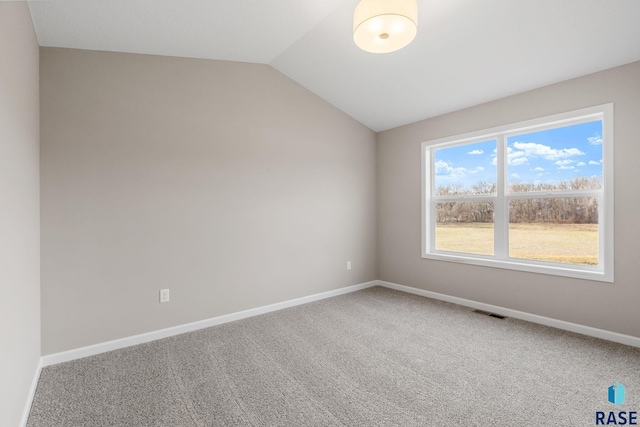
[421,252,613,283]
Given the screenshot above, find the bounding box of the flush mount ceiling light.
[353,0,418,54]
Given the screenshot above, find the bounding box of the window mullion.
[494,135,508,259]
[505,189,603,200]
[428,147,435,254]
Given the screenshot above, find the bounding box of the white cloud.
[435,160,483,180]
[468,149,484,155]
[588,135,603,145]
[510,157,529,166]
[491,147,528,166]
[532,167,544,171]
[435,160,452,173]
[577,162,586,166]
[508,147,526,160]
[558,165,575,170]
[511,173,519,178]
[494,142,586,171]
[588,160,600,165]
[511,141,585,160]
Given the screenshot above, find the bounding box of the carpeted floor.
[27,286,640,426]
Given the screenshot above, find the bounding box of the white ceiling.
[28,0,640,132]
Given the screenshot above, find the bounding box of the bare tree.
[436,178,600,224]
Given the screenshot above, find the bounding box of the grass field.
[435,222,598,265]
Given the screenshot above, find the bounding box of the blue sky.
[434,120,603,190]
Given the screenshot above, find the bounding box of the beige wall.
[0,3,41,426]
[377,61,640,338]
[40,48,377,355]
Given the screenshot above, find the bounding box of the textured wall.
[377,61,640,338]
[40,48,377,355]
[0,3,41,426]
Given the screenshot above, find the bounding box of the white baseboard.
[40,278,640,369]
[376,280,640,348]
[27,278,639,426]
[41,281,378,367]
[20,358,43,427]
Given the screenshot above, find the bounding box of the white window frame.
[421,104,614,282]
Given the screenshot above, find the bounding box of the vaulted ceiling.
[28,0,640,131]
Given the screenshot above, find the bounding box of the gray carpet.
[27,286,640,426]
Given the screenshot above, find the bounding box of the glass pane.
[436,201,494,255]
[507,120,603,192]
[434,140,497,195]
[509,198,599,265]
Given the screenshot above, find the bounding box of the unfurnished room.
[2,1,640,426]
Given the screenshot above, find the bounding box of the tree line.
[436,177,600,224]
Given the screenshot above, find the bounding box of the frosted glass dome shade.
[353,0,418,53]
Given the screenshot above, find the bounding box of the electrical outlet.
[159,289,170,303]
[347,261,352,270]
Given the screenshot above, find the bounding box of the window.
[421,104,613,282]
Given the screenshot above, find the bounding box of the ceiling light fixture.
[353,0,418,54]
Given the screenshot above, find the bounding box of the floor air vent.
[473,309,506,319]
